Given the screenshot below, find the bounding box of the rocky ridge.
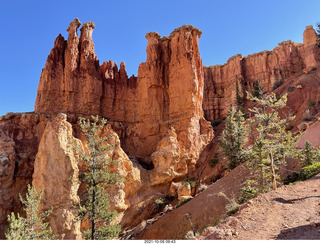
[203,25,320,121]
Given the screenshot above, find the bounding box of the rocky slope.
[203,173,320,240]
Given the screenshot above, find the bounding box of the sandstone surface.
[35,20,213,162]
[0,113,48,238]
[32,114,81,239]
[203,25,320,121]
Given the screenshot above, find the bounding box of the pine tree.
[245,92,300,192]
[299,141,318,167]
[5,184,55,240]
[69,115,123,240]
[253,80,263,99]
[220,107,248,170]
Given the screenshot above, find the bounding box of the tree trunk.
[269,152,277,190]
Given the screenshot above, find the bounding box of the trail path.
[206,174,320,240]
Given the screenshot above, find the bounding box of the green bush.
[238,180,259,204]
[283,162,320,184]
[300,162,320,179]
[183,178,196,188]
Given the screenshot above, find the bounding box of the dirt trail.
[205,174,320,240]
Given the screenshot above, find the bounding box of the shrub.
[300,162,320,180]
[218,192,241,216]
[154,197,165,210]
[238,180,259,204]
[154,195,175,210]
[283,162,320,184]
[183,178,196,188]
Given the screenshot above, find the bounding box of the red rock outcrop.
[35,19,213,162]
[35,18,102,116]
[0,113,48,238]
[126,25,213,160]
[31,20,214,238]
[203,25,320,121]
[32,114,81,240]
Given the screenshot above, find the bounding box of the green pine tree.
[299,141,318,167]
[245,92,300,193]
[220,107,248,170]
[69,115,123,240]
[253,80,263,99]
[5,184,55,240]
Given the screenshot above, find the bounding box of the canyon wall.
[203,25,320,121]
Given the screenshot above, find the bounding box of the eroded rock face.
[203,25,320,121]
[35,19,213,171]
[32,114,81,240]
[35,18,102,116]
[127,25,213,162]
[0,113,48,238]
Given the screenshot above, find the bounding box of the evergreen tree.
[253,80,263,99]
[316,22,320,36]
[245,92,300,193]
[299,141,318,167]
[5,184,55,240]
[220,108,248,170]
[69,115,123,240]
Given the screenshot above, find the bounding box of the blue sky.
[1,0,320,115]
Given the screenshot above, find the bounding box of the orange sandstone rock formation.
[0,113,48,238]
[203,25,320,121]
[31,20,213,238]
[32,114,81,240]
[35,19,213,164]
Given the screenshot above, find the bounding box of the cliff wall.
[203,25,320,121]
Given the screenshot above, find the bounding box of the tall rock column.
[35,19,102,116]
[130,25,213,172]
[302,25,320,68]
[32,114,81,240]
